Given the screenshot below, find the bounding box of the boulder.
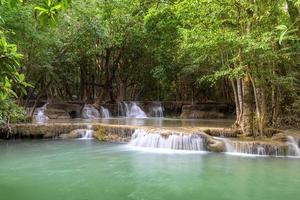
[44,109,71,119]
[181,107,225,119]
[60,129,88,139]
[207,138,226,152]
[46,102,84,118]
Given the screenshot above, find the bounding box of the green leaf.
[275,25,287,31]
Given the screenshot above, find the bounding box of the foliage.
[0,94,28,123]
[0,0,299,127]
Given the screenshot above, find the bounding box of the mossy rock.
[94,127,107,141]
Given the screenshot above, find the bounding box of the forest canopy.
[0,0,300,135]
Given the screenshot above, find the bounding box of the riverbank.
[1,120,299,157]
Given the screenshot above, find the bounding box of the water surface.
[45,117,234,128]
[0,140,299,200]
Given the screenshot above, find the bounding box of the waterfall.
[129,103,147,118]
[100,106,111,118]
[81,130,93,139]
[81,104,100,119]
[287,136,300,156]
[78,125,94,140]
[257,147,266,156]
[117,102,147,118]
[213,137,234,152]
[150,104,164,118]
[129,129,204,151]
[220,139,295,156]
[214,137,288,156]
[117,102,125,117]
[35,104,49,123]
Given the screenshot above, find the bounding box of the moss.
[94,126,107,141]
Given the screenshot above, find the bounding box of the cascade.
[150,104,164,118]
[129,129,204,151]
[257,147,266,156]
[35,104,49,123]
[81,104,100,119]
[287,136,300,156]
[129,103,147,118]
[117,102,147,118]
[100,106,111,118]
[213,137,234,152]
[214,137,288,156]
[79,125,94,140]
[117,102,126,117]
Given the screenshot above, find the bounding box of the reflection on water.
[0,140,299,200]
[45,117,234,128]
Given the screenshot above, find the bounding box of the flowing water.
[35,104,49,123]
[287,136,300,156]
[81,105,100,119]
[80,129,93,140]
[77,125,94,140]
[214,137,300,157]
[0,140,299,200]
[48,118,234,128]
[118,102,147,118]
[149,104,164,118]
[129,129,204,151]
[100,106,111,118]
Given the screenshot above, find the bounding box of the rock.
[180,104,232,119]
[94,127,106,141]
[207,138,226,152]
[44,108,71,119]
[60,129,85,139]
[271,133,288,142]
[181,108,225,119]
[46,103,83,118]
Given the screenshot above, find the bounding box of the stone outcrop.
[204,128,241,137]
[1,122,298,156]
[0,123,137,140]
[100,101,233,118]
[180,103,232,119]
[207,138,226,152]
[46,102,84,118]
[44,109,71,119]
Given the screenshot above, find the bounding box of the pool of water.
[46,117,234,128]
[0,140,299,200]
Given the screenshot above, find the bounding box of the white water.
[35,104,49,123]
[287,136,300,156]
[78,125,94,140]
[150,105,164,118]
[214,137,300,157]
[257,147,266,156]
[100,106,111,118]
[81,129,93,139]
[213,137,234,152]
[81,105,100,119]
[214,137,269,156]
[129,129,204,151]
[118,102,147,118]
[129,103,147,118]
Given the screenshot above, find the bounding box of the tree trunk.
[236,78,243,126]
[241,75,254,136]
[231,79,240,126]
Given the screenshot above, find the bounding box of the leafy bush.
[0,94,29,124]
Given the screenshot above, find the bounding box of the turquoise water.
[0,140,299,200]
[47,118,234,127]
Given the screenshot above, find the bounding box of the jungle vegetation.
[0,0,300,135]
